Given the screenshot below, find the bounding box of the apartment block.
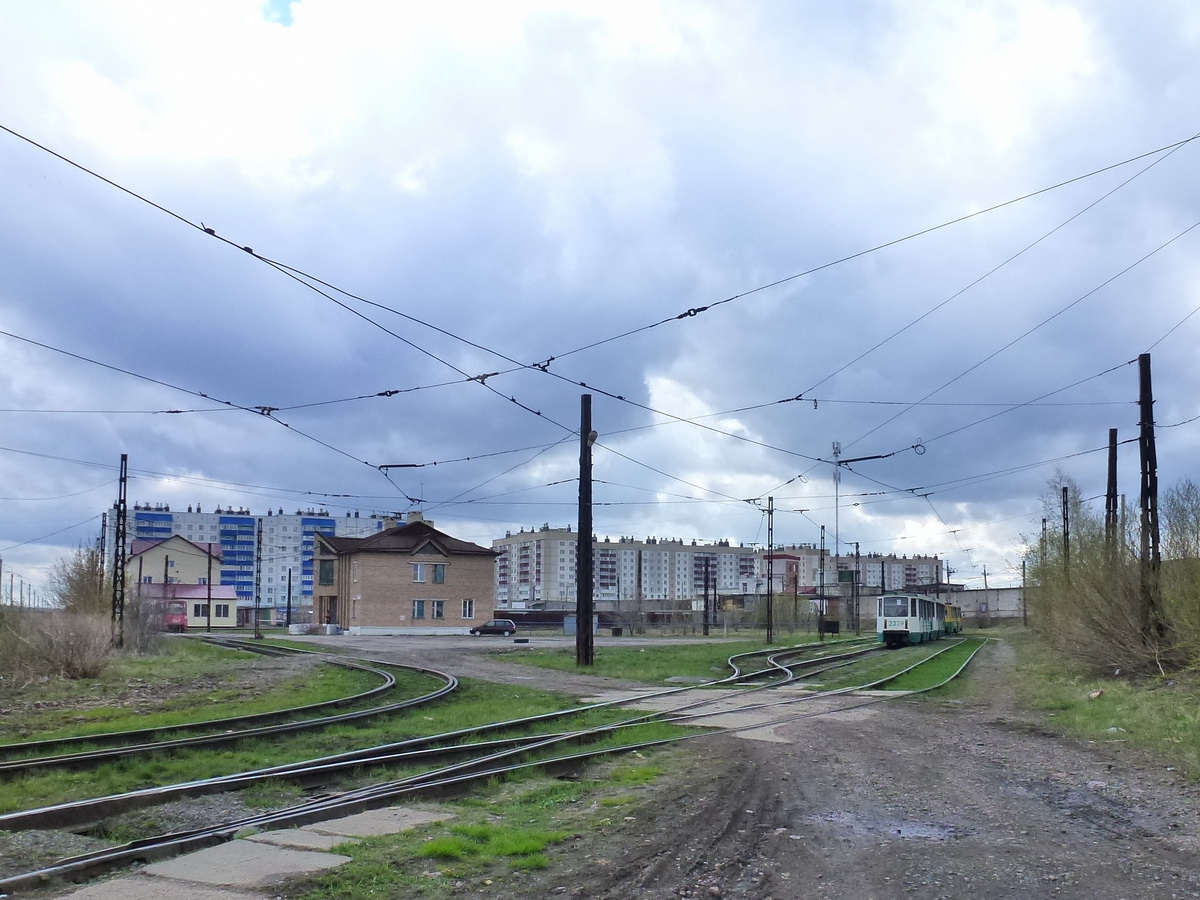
[108,503,391,620]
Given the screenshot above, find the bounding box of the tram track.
[0,639,456,774]
[0,636,985,893]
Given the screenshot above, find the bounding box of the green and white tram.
[876,592,954,648]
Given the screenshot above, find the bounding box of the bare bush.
[0,609,113,679]
[50,545,109,614]
[1026,472,1200,675]
[120,597,163,655]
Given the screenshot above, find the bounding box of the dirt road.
[449,637,1200,900]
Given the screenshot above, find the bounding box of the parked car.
[470,618,518,636]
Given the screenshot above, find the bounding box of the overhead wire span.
[800,130,1200,403]
[4,121,1196,484]
[0,478,116,502]
[0,328,398,487]
[842,218,1200,456]
[0,515,104,554]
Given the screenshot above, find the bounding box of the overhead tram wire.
[913,359,1137,449]
[0,329,413,498]
[0,123,575,461]
[0,515,104,554]
[7,126,1190,529]
[797,128,1200,403]
[6,122,1198,474]
[848,217,1200,459]
[751,133,1200,500]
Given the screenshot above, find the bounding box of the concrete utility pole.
[818,526,826,642]
[254,520,263,639]
[111,454,128,648]
[766,496,774,643]
[206,543,213,633]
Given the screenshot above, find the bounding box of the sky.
[2,0,1199,599]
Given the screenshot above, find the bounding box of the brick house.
[313,514,497,634]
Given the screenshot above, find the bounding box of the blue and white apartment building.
[109,504,391,621]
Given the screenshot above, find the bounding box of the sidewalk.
[52,806,453,899]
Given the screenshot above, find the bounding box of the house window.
[193,603,207,618]
[215,604,229,618]
[318,560,335,585]
[462,598,475,619]
[413,563,446,583]
[431,600,445,619]
[413,599,426,619]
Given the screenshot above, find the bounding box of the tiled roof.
[318,521,496,557]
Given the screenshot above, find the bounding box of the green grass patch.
[286,743,686,900]
[0,679,680,815]
[1011,630,1200,779]
[0,657,410,746]
[880,638,986,691]
[505,637,830,683]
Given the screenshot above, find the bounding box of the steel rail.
[0,641,988,894]
[0,641,397,760]
[0,659,455,776]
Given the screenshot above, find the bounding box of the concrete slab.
[53,873,261,900]
[143,839,351,887]
[581,687,832,743]
[307,806,453,837]
[244,828,350,851]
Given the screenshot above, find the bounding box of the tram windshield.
[881,596,911,618]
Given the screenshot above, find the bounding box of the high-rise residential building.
[766,545,944,594]
[493,526,761,611]
[107,504,392,619]
[494,526,944,613]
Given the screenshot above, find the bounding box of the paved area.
[52,806,453,899]
[581,685,839,743]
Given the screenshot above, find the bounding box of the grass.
[285,744,680,900]
[879,637,987,691]
[1010,628,1200,779]
[505,635,835,683]
[0,679,676,815]
[0,643,408,744]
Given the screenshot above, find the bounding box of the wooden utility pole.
[1062,486,1071,584]
[703,557,711,636]
[1138,353,1163,641]
[1105,428,1119,557]
[576,394,595,666]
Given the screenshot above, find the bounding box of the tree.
[1025,471,1200,674]
[50,545,109,614]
